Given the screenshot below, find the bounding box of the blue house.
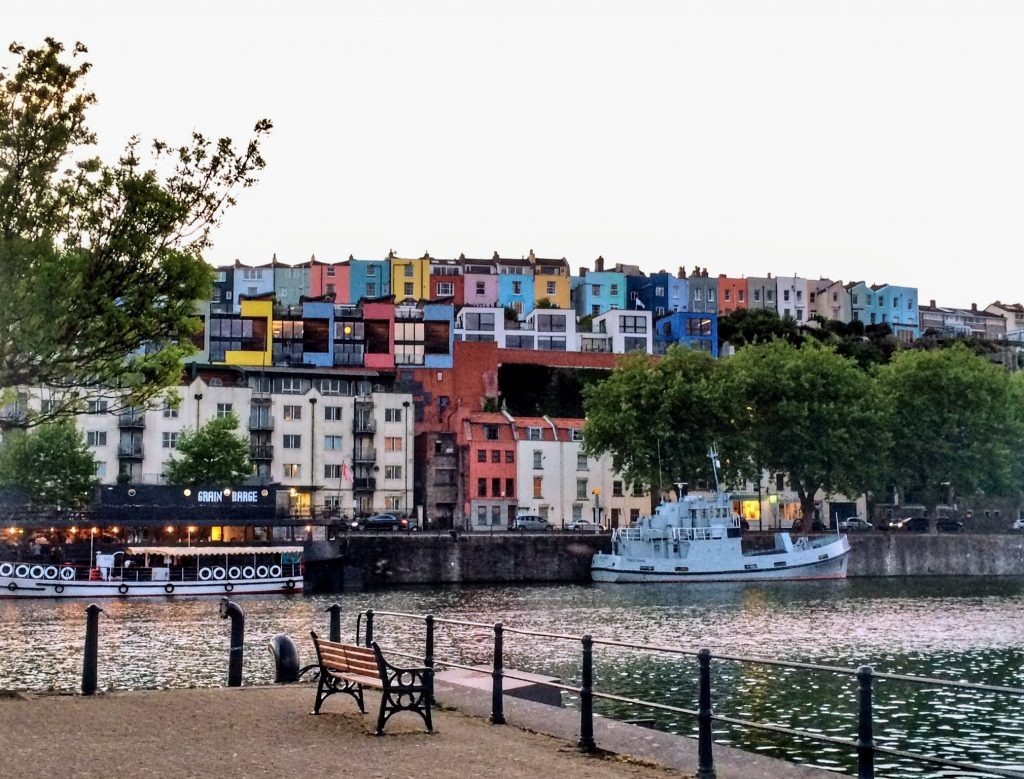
[652,311,719,356]
[496,256,535,316]
[626,271,677,316]
[572,260,627,317]
[423,303,455,369]
[300,301,335,367]
[350,258,390,301]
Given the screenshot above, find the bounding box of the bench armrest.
[371,642,434,686]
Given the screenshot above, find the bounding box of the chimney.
[595,255,605,272]
[492,251,500,261]
[677,266,685,279]
[929,299,935,308]
[767,272,772,279]
[579,266,588,277]
[972,303,977,312]
[528,249,536,263]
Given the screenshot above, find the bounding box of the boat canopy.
[126,546,304,557]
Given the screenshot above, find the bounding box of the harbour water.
[2,577,1023,777]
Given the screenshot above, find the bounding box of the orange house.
[717,274,748,316]
[464,412,518,530]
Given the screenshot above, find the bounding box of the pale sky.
[9,0,1024,308]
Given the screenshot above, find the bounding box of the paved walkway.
[0,681,839,778]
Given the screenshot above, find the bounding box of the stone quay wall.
[303,532,1024,590]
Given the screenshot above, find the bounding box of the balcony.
[250,445,274,460]
[353,418,376,435]
[353,477,376,492]
[353,447,376,463]
[117,411,146,428]
[118,443,144,459]
[248,415,275,431]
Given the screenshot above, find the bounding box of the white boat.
[0,545,304,598]
[592,450,851,583]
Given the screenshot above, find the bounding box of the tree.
[0,39,271,429]
[582,346,746,497]
[877,345,1024,533]
[165,413,253,486]
[718,308,802,351]
[723,340,886,530]
[0,419,97,506]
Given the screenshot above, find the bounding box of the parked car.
[565,520,602,533]
[790,518,826,533]
[840,517,873,531]
[893,516,963,533]
[1011,517,1024,532]
[353,513,416,531]
[512,515,553,531]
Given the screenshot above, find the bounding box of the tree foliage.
[877,345,1024,531]
[165,413,253,487]
[0,419,97,506]
[0,39,271,428]
[722,340,887,528]
[582,346,746,496]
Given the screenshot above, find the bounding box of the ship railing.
[348,607,1024,779]
[41,561,302,583]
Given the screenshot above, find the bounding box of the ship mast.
[708,444,722,495]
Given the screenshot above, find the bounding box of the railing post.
[365,609,374,647]
[424,614,435,705]
[490,622,505,724]
[219,597,245,687]
[325,603,341,642]
[857,665,875,779]
[82,603,102,695]
[579,634,597,752]
[697,647,716,779]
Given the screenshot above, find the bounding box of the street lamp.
[403,401,411,518]
[193,393,203,428]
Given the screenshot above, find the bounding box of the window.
[505,478,514,496]
[621,315,646,333]
[87,431,107,447]
[385,437,402,452]
[326,265,336,277]
[283,405,302,421]
[783,290,790,302]
[404,265,414,278]
[505,450,514,463]
[537,336,566,351]
[513,301,524,315]
[162,406,178,419]
[477,478,487,497]
[367,265,377,277]
[576,479,589,500]
[324,464,342,479]
[591,284,601,296]
[655,286,665,296]
[385,465,402,479]
[320,379,347,395]
[693,288,702,301]
[738,290,745,302]
[610,284,619,297]
[477,506,488,525]
[724,290,731,301]
[546,281,556,295]
[437,282,454,296]
[87,400,108,414]
[242,268,262,280]
[484,425,499,440]
[385,408,403,423]
[404,282,414,297]
[324,435,343,450]
[533,476,543,498]
[491,449,500,463]
[527,427,542,441]
[577,453,588,471]
[281,378,304,394]
[533,450,543,469]
[766,290,774,302]
[632,483,644,497]
[491,477,501,496]
[216,403,233,418]
[569,429,584,442]
[365,282,377,297]
[325,283,335,295]
[754,289,761,302]
[535,313,566,332]
[162,432,179,449]
[283,434,301,449]
[475,281,486,295]
[324,406,342,421]
[284,464,300,478]
[477,449,486,463]
[95,462,107,478]
[512,281,522,295]
[572,505,583,522]
[385,496,402,510]
[613,481,624,497]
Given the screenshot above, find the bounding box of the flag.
[634,297,646,310]
[341,461,352,481]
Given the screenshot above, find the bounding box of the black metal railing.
[347,608,1024,779]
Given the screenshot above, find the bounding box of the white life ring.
[0,562,12,577]
[60,566,75,581]
[29,565,44,579]
[227,566,241,580]
[199,567,213,581]
[242,566,255,579]
[256,565,269,578]
[15,564,30,578]
[212,566,226,580]
[269,564,282,578]
[43,566,58,580]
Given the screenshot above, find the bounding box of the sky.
[8,0,1024,308]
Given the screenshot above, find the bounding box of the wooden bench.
[309,631,433,735]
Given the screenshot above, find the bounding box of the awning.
[126,546,303,557]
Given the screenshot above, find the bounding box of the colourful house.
[350,258,390,301]
[428,257,465,304]
[273,259,310,306]
[220,297,273,366]
[390,253,431,303]
[571,258,627,317]
[309,258,351,303]
[232,260,275,306]
[529,251,571,309]
[461,255,498,307]
[717,274,748,316]
[496,256,535,315]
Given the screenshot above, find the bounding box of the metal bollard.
[325,603,341,642]
[219,597,245,687]
[364,609,374,647]
[424,614,435,705]
[697,648,716,779]
[82,603,103,695]
[579,634,597,752]
[857,666,875,779]
[490,622,505,724]
[268,634,299,683]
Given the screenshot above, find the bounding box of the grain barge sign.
[94,484,280,523]
[195,489,261,504]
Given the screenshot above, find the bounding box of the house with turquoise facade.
[571,258,627,317]
[273,260,311,306]
[496,256,535,316]
[349,258,390,301]
[848,281,919,340]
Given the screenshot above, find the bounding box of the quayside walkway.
[0,683,834,779]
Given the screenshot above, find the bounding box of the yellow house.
[530,252,571,309]
[390,253,431,303]
[224,298,273,366]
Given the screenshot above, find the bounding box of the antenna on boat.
[657,437,664,501]
[708,444,722,495]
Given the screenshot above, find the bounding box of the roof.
[127,546,303,557]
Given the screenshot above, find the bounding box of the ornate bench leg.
[311,671,327,714]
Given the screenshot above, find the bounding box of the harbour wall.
[303,532,1024,590]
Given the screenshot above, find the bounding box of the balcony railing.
[118,444,144,458]
[352,477,376,491]
[250,445,274,460]
[248,415,275,431]
[117,412,146,428]
[353,448,376,463]
[353,418,376,434]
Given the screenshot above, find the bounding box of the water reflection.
[1,577,1023,778]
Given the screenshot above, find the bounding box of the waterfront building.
[461,255,499,307]
[464,412,518,530]
[232,259,275,310]
[581,310,652,354]
[745,274,776,310]
[814,279,851,322]
[571,257,627,317]
[776,274,813,323]
[309,257,350,302]
[273,259,311,307]
[496,255,535,316]
[349,257,390,300]
[686,269,717,315]
[919,301,1006,340]
[869,283,920,341]
[717,274,748,316]
[391,253,432,304]
[984,301,1024,339]
[653,311,718,356]
[428,256,464,304]
[625,269,669,317]
[211,265,234,313]
[529,251,571,309]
